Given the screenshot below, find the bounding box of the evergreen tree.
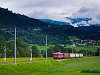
[32,45,40,57]
[0,36,6,57]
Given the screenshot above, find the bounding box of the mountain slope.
[0,7,49,29]
[0,7,70,44]
[0,7,100,45]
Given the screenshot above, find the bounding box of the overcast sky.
[0,0,100,22]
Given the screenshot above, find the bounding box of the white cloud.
[80,21,87,25]
[71,6,100,25]
[0,0,100,22]
[89,18,100,24]
[72,7,100,19]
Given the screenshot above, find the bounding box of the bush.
[81,69,100,73]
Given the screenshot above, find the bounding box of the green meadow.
[36,45,54,50]
[37,45,100,51]
[74,45,100,51]
[0,56,100,75]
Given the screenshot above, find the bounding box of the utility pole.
[72,46,73,53]
[86,50,87,56]
[30,49,32,62]
[46,35,48,60]
[71,40,74,53]
[94,52,95,56]
[84,43,88,56]
[4,28,17,64]
[14,27,16,64]
[4,47,6,62]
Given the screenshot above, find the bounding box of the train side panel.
[70,53,76,58]
[80,53,83,57]
[63,53,70,58]
[75,53,80,58]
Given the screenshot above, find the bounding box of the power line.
[46,35,48,60]
[14,27,16,64]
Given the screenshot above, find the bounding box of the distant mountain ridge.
[67,7,100,27]
[40,17,100,27]
[40,19,70,25]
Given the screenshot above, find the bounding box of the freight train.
[53,52,83,59]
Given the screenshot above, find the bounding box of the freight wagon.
[53,52,83,59]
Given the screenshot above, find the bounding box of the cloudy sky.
[0,0,100,22]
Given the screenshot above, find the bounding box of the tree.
[63,48,76,53]
[41,45,65,57]
[16,38,29,57]
[47,46,54,57]
[32,45,40,57]
[53,44,64,52]
[6,40,14,57]
[41,50,45,57]
[6,38,29,57]
[79,50,87,56]
[0,36,6,57]
[95,48,100,56]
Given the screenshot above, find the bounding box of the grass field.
[36,45,54,50]
[37,45,100,51]
[74,45,100,51]
[0,57,47,63]
[0,56,100,75]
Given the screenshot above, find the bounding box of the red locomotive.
[53,52,64,59]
